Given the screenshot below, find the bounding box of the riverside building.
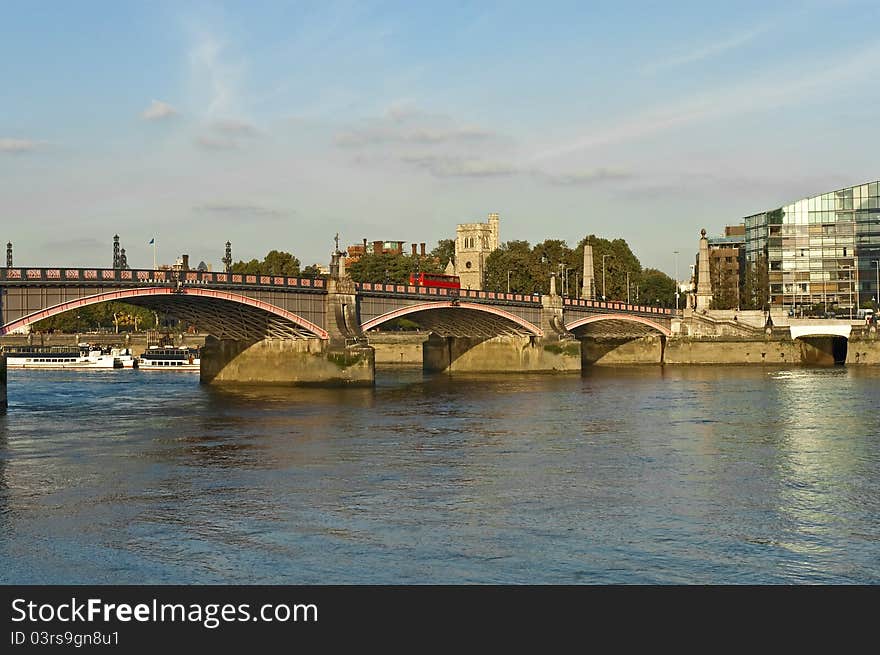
[744,180,880,312]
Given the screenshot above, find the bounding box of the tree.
[430,239,455,268]
[230,250,301,276]
[639,268,676,307]
[485,240,533,292]
[301,264,326,279]
[577,235,642,301]
[348,252,415,284]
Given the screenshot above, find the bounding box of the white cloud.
[0,138,39,154]
[141,99,178,121]
[194,135,239,151]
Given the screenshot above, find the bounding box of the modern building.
[744,181,880,311]
[454,212,500,290]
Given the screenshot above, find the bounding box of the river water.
[1,365,878,584]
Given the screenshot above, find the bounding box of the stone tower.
[455,212,500,290]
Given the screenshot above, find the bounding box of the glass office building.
[744,181,880,311]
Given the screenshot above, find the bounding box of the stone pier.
[0,354,6,414]
[422,276,581,373]
[200,336,374,386]
[422,334,580,373]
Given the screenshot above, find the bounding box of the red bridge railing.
[0,267,326,290]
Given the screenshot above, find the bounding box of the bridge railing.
[355,282,543,305]
[563,297,673,316]
[0,267,327,291]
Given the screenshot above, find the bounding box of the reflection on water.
[1,366,879,583]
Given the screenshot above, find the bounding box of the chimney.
[182,254,190,270]
[373,240,383,255]
[411,243,417,256]
[420,242,426,256]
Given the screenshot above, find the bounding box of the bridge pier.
[199,336,374,386]
[1,354,6,414]
[422,334,581,373]
[580,335,666,366]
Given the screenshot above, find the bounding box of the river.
[1,365,878,583]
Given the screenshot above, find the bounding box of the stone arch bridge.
[0,266,672,386]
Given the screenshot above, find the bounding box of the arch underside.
[363,302,542,338]
[2,288,327,340]
[123,296,319,340]
[567,314,671,338]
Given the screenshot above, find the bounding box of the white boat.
[137,346,200,371]
[3,345,122,369]
[109,347,138,368]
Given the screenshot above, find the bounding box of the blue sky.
[3,0,879,276]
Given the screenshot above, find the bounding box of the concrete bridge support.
[1,354,6,414]
[422,334,581,373]
[200,336,374,386]
[200,267,376,386]
[581,335,666,366]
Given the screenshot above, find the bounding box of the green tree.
[577,235,642,301]
[639,268,676,307]
[348,252,416,284]
[430,239,456,268]
[485,240,533,293]
[230,250,301,276]
[301,264,326,279]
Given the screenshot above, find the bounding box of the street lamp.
[626,270,630,304]
[507,270,512,294]
[872,260,879,319]
[674,250,679,311]
[602,254,611,301]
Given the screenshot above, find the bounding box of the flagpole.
[152,240,157,271]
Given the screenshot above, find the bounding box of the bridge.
[0,262,672,395]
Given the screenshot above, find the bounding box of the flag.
[148,238,154,245]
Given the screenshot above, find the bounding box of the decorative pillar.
[581,243,596,300]
[696,228,713,312]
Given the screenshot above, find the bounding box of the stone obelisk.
[581,243,596,300]
[696,228,713,311]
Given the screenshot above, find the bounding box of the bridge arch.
[1,287,328,340]
[361,301,543,337]
[566,313,672,337]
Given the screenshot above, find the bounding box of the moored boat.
[3,345,123,369]
[137,346,200,371]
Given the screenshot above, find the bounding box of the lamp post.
[507,270,511,294]
[602,254,611,301]
[626,270,630,304]
[673,250,679,311]
[872,260,880,321]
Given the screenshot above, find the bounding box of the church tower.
[454,212,500,290]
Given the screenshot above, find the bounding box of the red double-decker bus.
[408,272,461,289]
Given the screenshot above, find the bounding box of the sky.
[3,0,880,277]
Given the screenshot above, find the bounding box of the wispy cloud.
[141,99,178,121]
[337,125,494,147]
[402,155,517,178]
[531,39,880,162]
[194,135,239,150]
[186,27,244,119]
[211,119,259,137]
[0,138,40,154]
[194,203,288,220]
[643,24,768,73]
[539,167,632,186]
